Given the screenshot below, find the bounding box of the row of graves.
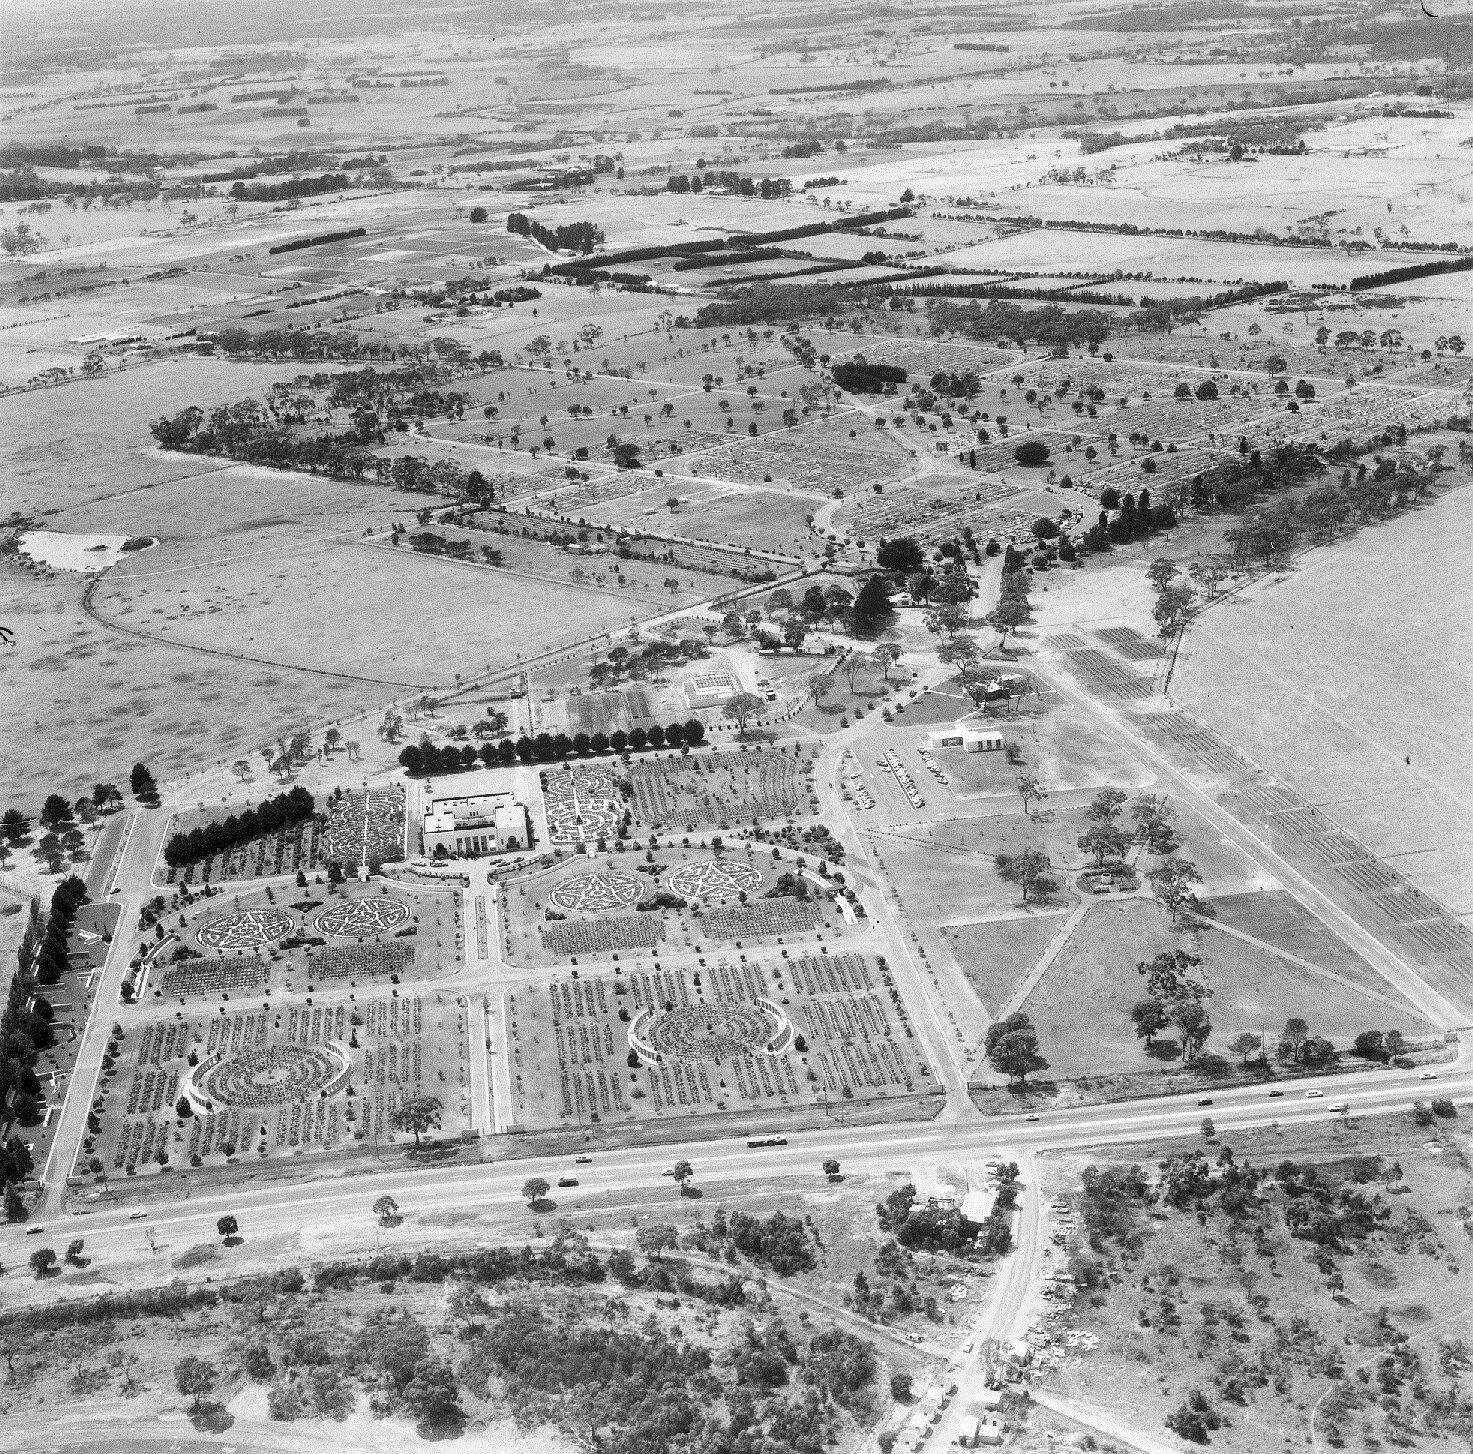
[508,948,933,1130]
[86,989,470,1177]
[508,846,864,966]
[166,788,406,885]
[147,884,459,1002]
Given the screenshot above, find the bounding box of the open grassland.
[1018,898,1431,1081]
[1175,486,1473,916]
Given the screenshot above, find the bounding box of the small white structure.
[422,786,529,858]
[924,726,1005,753]
[683,669,739,709]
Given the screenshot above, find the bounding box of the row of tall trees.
[163,787,315,869]
[398,721,708,776]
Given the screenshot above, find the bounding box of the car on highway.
[1305,1089,1324,1098]
[25,1225,44,1236]
[1197,1097,1213,1107]
[1266,1089,1284,1098]
[1330,1103,1348,1114]
[557,1177,579,1188]
[1025,1113,1039,1122]
[661,1167,675,1176]
[1420,1072,1438,1080]
[574,1155,593,1164]
[128,1209,148,1220]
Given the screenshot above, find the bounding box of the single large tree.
[522,1176,550,1207]
[390,1095,442,1148]
[671,1159,694,1191]
[1078,821,1128,866]
[723,692,762,739]
[1148,855,1201,923]
[996,847,1054,904]
[636,1223,678,1260]
[985,1012,1049,1084]
[1015,774,1047,818]
[849,574,896,637]
[175,1355,218,1413]
[1132,996,1169,1047]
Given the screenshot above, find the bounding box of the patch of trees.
[266,225,366,255]
[688,1207,817,1274]
[1277,1160,1389,1249]
[666,172,793,198]
[164,787,315,869]
[506,212,604,254]
[234,173,351,204]
[399,721,707,776]
[849,573,896,638]
[875,1182,983,1252]
[927,297,1115,351]
[2,876,81,1181]
[672,248,784,271]
[150,399,491,495]
[1349,253,1473,292]
[830,360,907,394]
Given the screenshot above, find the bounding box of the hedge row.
[398,719,708,777]
[163,785,315,869]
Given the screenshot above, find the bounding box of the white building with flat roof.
[422,786,529,859]
[925,726,1005,752]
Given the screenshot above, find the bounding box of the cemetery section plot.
[85,991,470,1180]
[151,883,458,1000]
[507,950,932,1130]
[623,746,819,831]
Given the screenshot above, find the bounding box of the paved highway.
[6,1049,1467,1309]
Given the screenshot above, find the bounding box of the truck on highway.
[746,1134,788,1148]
